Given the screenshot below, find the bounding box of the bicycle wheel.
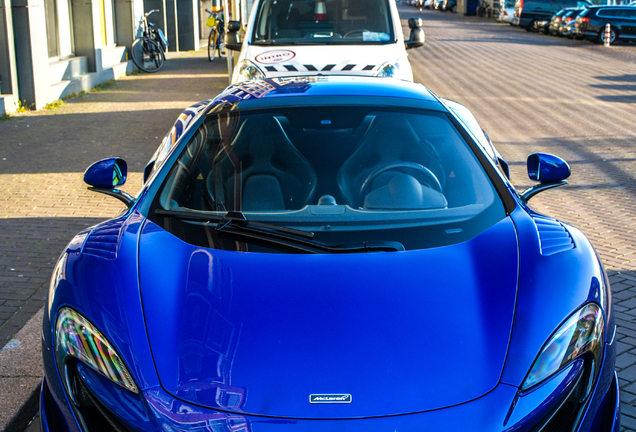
[130,38,165,73]
[208,28,218,62]
[217,29,225,59]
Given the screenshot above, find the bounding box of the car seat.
[210,116,316,211]
[337,114,446,208]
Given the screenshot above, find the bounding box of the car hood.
[139,217,518,418]
[239,44,412,81]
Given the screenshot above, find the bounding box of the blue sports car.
[42,76,620,432]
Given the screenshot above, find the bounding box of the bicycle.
[206,9,225,62]
[130,10,168,73]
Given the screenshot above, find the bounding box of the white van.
[225,0,425,83]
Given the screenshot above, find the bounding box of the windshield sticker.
[362,32,390,42]
[255,50,296,64]
[310,394,352,404]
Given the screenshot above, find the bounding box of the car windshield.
[251,0,395,45]
[150,105,506,252]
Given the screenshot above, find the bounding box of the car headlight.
[522,303,604,391]
[55,307,138,394]
[375,60,402,78]
[235,60,266,82]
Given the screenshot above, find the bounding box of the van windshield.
[251,0,395,45]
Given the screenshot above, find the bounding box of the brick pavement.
[0,52,230,345]
[405,8,636,429]
[0,50,230,430]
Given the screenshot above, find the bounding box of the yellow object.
[206,16,217,27]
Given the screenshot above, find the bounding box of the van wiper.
[155,209,404,253]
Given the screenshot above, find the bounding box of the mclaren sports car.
[41,76,620,432]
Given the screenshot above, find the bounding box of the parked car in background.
[575,5,636,44]
[548,8,569,34]
[562,8,587,37]
[562,16,577,36]
[424,0,435,8]
[442,0,458,12]
[558,8,587,36]
[532,19,550,33]
[498,0,516,23]
[513,0,590,31]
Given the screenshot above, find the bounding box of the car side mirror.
[520,153,570,202]
[405,18,425,49]
[84,158,135,208]
[225,20,242,51]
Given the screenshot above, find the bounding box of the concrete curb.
[0,308,44,432]
[2,386,39,432]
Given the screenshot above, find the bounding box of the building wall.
[0,0,19,112]
[0,0,200,115]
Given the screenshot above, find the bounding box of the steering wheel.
[344,29,370,38]
[359,162,442,205]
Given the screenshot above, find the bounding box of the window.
[151,105,506,252]
[251,0,395,45]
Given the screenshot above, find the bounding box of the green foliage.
[44,99,65,110]
[15,100,33,113]
[62,92,78,100]
[0,113,11,121]
[92,80,116,92]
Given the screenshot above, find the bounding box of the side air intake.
[532,216,575,256]
[83,219,125,260]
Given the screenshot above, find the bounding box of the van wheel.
[451,4,457,12]
[526,19,536,32]
[597,26,617,45]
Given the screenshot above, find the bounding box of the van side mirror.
[405,18,425,50]
[225,20,242,51]
[520,153,571,202]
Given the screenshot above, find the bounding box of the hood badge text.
[309,394,352,404]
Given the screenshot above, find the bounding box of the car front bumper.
[41,334,620,432]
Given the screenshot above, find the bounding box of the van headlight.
[375,60,402,78]
[55,307,138,394]
[522,303,604,391]
[235,60,266,82]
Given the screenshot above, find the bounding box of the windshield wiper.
[215,211,314,238]
[155,209,404,253]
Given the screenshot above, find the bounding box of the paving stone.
[622,402,636,419]
[620,364,636,382]
[623,413,636,432]
[622,389,636,405]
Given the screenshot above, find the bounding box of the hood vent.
[83,219,125,260]
[532,216,574,256]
